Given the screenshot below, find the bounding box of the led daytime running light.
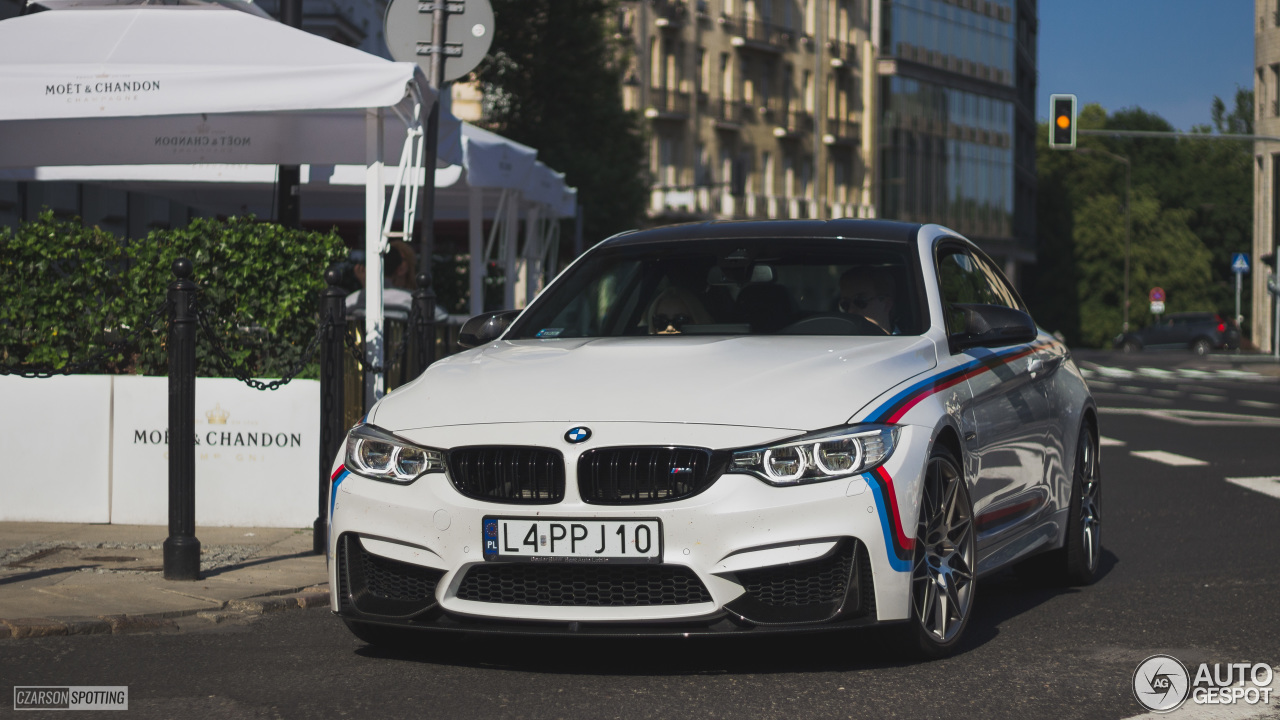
[344,424,445,484]
[731,426,898,486]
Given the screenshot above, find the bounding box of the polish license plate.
[482,517,662,563]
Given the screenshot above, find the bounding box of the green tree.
[473,0,648,249]
[1031,93,1252,347]
[1074,190,1213,347]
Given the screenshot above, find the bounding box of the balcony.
[727,15,790,53]
[645,88,692,120]
[823,118,860,146]
[771,105,814,138]
[826,40,857,69]
[711,98,746,128]
[653,0,689,29]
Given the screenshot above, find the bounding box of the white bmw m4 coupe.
[329,220,1100,658]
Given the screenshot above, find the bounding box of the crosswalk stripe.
[1239,399,1279,410]
[1225,476,1280,501]
[1131,450,1208,467]
[1176,368,1214,378]
[1099,436,1126,447]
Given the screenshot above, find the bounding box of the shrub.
[0,212,347,379]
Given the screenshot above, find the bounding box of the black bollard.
[164,258,201,581]
[314,266,347,555]
[409,271,437,376]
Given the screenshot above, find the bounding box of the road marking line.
[1138,367,1178,378]
[1189,394,1226,403]
[1131,450,1208,467]
[1226,476,1280,501]
[1099,437,1126,447]
[1100,407,1280,427]
[1239,399,1279,410]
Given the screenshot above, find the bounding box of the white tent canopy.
[0,5,439,403]
[0,6,431,165]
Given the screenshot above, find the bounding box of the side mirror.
[457,310,521,349]
[949,304,1037,351]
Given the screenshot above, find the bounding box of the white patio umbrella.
[0,5,439,401]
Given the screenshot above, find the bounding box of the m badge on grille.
[564,426,592,444]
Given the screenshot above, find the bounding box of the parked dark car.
[1114,312,1240,355]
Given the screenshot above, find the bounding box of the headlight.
[730,425,899,486]
[344,424,445,484]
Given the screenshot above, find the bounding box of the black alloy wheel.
[904,444,976,659]
[1062,422,1102,585]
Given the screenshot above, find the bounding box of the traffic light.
[1262,252,1277,271]
[1049,94,1077,150]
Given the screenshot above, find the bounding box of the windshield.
[506,237,926,339]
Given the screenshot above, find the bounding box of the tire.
[902,444,976,659]
[1017,421,1102,586]
[1061,422,1102,585]
[1190,338,1212,356]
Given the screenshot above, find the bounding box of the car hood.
[370,335,938,433]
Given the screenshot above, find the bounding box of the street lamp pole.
[1079,147,1132,331]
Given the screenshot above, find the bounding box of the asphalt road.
[3,350,1279,720]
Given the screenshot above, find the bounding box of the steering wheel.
[779,313,888,336]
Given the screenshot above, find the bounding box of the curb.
[0,584,330,639]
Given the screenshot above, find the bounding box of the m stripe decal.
[862,342,1050,424]
[326,465,351,556]
[865,467,914,572]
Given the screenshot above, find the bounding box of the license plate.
[482,517,662,563]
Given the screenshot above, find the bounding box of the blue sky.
[1036,0,1254,131]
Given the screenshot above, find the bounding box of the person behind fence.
[345,240,448,323]
[839,266,897,335]
[647,287,712,335]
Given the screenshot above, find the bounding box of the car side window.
[937,247,1001,336]
[970,253,1025,312]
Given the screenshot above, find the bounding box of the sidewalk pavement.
[0,522,331,639]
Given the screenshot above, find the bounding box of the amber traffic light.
[1049,94,1077,150]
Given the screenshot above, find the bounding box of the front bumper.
[329,422,928,635]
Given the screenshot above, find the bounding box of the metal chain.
[342,323,404,375]
[0,301,170,378]
[193,297,329,391]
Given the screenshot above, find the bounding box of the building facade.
[616,0,878,223]
[1255,0,1279,353]
[875,0,1036,285]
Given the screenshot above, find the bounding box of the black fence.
[1,258,463,580]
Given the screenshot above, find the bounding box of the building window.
[650,37,662,88]
[699,48,710,95]
[1273,65,1280,116]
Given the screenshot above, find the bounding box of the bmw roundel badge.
[565,426,592,444]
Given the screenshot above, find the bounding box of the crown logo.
[205,403,230,425]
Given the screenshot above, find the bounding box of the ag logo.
[1133,654,1191,713]
[564,426,592,444]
